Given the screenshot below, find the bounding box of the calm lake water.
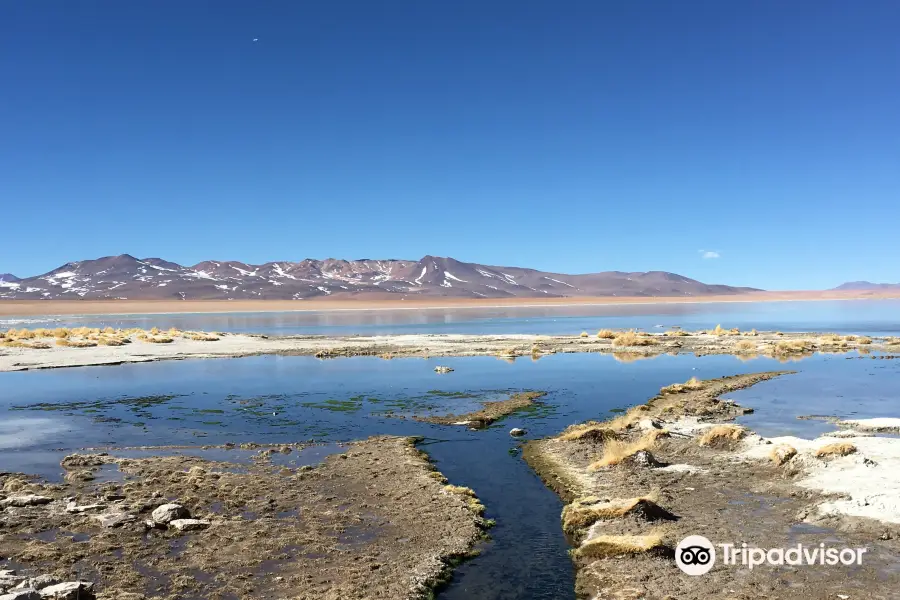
[1,300,898,599]
[4,299,900,336]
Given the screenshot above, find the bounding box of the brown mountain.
[0,254,760,300]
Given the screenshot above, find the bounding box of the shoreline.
[2,290,900,317]
[2,328,897,372]
[523,372,900,598]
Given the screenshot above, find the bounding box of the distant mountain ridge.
[833,281,900,291]
[0,254,761,300]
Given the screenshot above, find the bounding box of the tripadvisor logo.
[676,535,716,575]
[675,535,868,575]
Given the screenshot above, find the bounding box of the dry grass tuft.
[664,330,690,337]
[710,324,727,336]
[698,424,746,448]
[182,331,221,341]
[575,532,667,559]
[769,444,797,465]
[562,493,665,533]
[815,443,857,458]
[579,331,589,338]
[559,422,618,442]
[660,376,704,394]
[772,340,815,356]
[857,336,873,345]
[742,329,759,337]
[145,336,174,344]
[1,340,51,349]
[98,337,127,347]
[596,329,616,339]
[588,431,660,470]
[734,340,757,352]
[612,331,658,347]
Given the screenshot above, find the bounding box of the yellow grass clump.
[815,443,857,458]
[575,532,667,559]
[182,331,221,341]
[734,340,757,352]
[596,329,616,339]
[443,485,485,516]
[53,328,70,338]
[710,324,727,336]
[742,329,759,337]
[857,336,872,345]
[612,331,658,347]
[97,337,126,346]
[664,329,689,337]
[588,431,660,470]
[769,444,797,465]
[660,376,704,394]
[579,331,589,338]
[145,336,174,344]
[772,340,815,355]
[698,424,746,448]
[562,493,662,533]
[1,340,51,349]
[559,422,618,442]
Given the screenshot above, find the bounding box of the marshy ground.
[0,437,490,600]
[524,372,900,599]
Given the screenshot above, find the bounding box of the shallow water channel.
[1,350,896,598]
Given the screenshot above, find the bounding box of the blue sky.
[2,1,898,289]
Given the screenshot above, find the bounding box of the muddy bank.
[2,327,897,372]
[524,372,900,599]
[415,391,546,428]
[0,436,490,600]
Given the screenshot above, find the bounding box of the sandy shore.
[2,328,898,372]
[2,290,899,316]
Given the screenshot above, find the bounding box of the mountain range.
[0,254,760,301]
[832,281,900,291]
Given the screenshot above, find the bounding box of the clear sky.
[2,1,898,289]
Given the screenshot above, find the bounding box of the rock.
[151,503,190,524]
[169,518,210,532]
[433,366,454,373]
[0,589,41,600]
[14,576,59,591]
[37,581,94,600]
[0,496,53,508]
[637,418,662,431]
[509,428,526,437]
[93,512,135,528]
[624,450,662,468]
[0,575,27,590]
[65,502,105,514]
[60,454,108,468]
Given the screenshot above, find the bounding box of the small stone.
[625,450,662,468]
[0,496,53,508]
[65,502,106,514]
[433,366,454,373]
[14,576,59,591]
[169,519,210,532]
[37,581,94,600]
[0,589,41,600]
[93,512,135,528]
[151,503,190,524]
[509,428,526,437]
[638,418,662,431]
